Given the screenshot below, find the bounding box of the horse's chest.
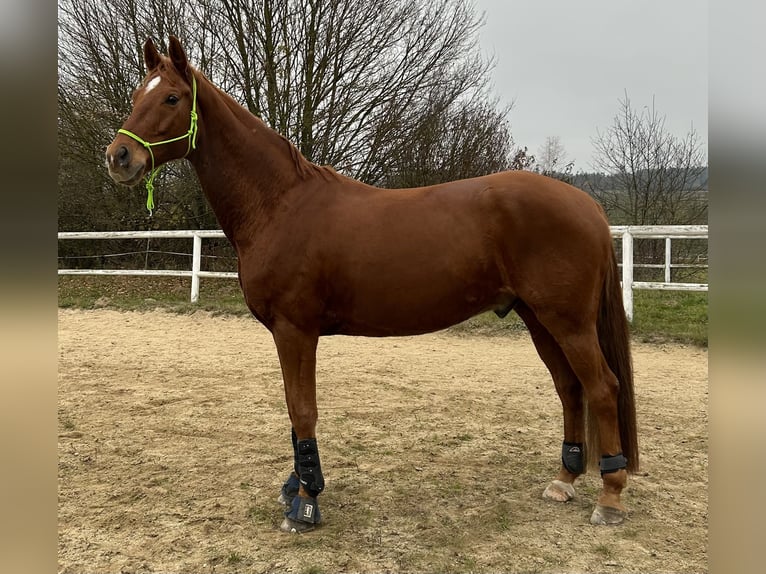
[237,250,324,329]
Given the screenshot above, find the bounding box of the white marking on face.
[145,76,161,94]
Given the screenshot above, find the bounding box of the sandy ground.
[58,309,707,573]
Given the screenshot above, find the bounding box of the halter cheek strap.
[118,75,198,214]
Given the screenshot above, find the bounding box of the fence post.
[191,234,202,303]
[665,237,672,283]
[621,230,634,322]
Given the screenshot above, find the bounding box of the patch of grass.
[458,554,478,571]
[448,310,527,336]
[226,551,244,565]
[593,543,615,558]
[621,527,640,539]
[494,500,513,531]
[631,290,707,347]
[439,479,465,497]
[246,504,273,524]
[58,275,707,346]
[207,548,252,569]
[447,291,706,346]
[57,275,249,316]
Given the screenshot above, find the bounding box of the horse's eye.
[165,95,179,105]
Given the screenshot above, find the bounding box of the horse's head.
[105,36,197,189]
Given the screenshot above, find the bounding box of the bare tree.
[590,93,707,226]
[509,146,536,171]
[380,97,514,188]
[198,0,497,183]
[536,135,574,177]
[589,93,708,281]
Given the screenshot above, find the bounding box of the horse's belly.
[323,267,513,337]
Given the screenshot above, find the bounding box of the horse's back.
[370,170,612,276]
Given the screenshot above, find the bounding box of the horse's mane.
[285,137,340,183]
[194,67,340,184]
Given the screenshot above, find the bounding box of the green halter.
[118,75,198,214]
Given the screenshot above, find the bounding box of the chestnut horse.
[106,36,638,533]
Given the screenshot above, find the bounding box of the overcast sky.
[473,0,708,171]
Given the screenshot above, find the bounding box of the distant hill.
[570,166,708,192]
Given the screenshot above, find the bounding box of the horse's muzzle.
[105,140,147,187]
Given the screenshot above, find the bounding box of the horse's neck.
[188,74,304,241]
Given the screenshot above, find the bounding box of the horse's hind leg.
[534,311,629,525]
[516,303,584,503]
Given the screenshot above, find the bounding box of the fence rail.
[58,225,708,321]
[608,225,707,320]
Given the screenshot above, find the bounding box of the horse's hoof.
[281,495,322,533]
[543,479,576,502]
[590,504,626,525]
[280,516,317,533]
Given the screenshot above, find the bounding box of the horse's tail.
[586,247,640,473]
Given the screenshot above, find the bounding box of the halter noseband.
[118,74,198,214]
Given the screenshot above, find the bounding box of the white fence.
[57,230,236,305]
[58,225,708,321]
[609,225,707,320]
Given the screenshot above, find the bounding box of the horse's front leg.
[272,320,324,533]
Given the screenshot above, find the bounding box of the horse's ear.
[168,35,191,81]
[143,37,161,72]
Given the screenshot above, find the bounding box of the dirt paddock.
[58,309,707,573]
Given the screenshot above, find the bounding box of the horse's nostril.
[117,145,130,167]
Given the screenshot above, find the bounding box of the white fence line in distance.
[58,225,708,321]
